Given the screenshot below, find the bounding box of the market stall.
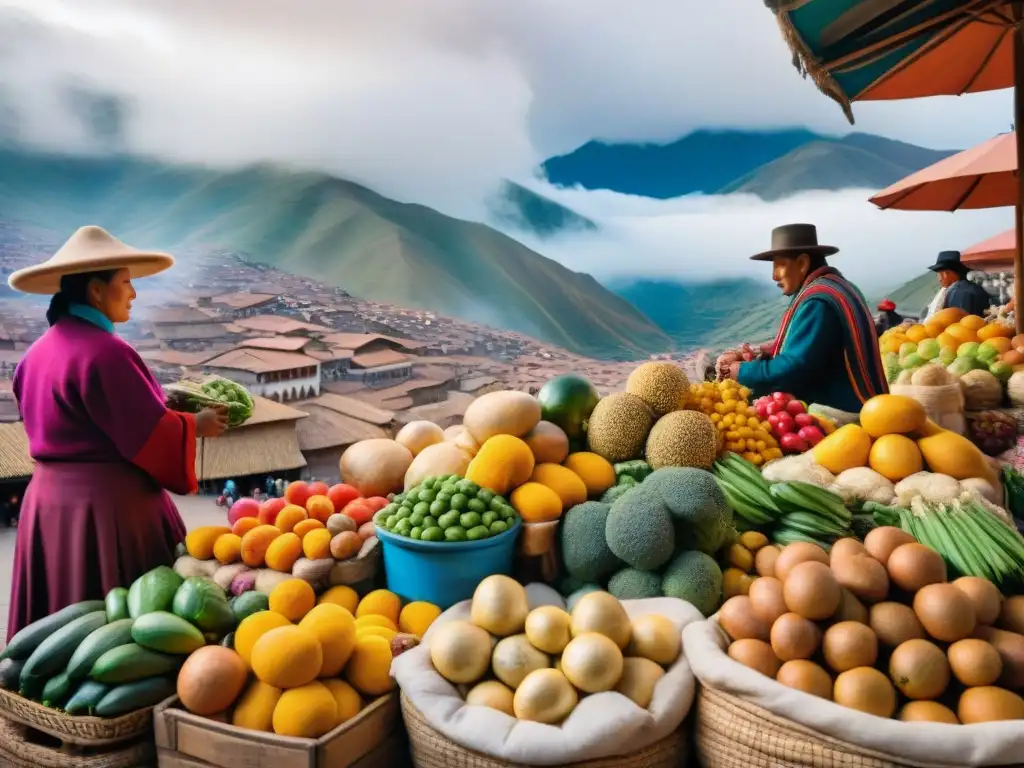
[4,359,1024,768]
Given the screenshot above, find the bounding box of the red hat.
[878,299,896,312]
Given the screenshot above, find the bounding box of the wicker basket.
[401,693,689,768]
[0,715,155,768]
[0,686,154,746]
[696,684,1024,768]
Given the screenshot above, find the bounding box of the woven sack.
[683,619,1024,767]
[391,584,702,766]
[890,382,966,435]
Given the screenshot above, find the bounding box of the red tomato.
[342,500,375,526]
[307,481,330,497]
[285,481,311,508]
[257,497,287,525]
[364,496,390,512]
[327,483,361,511]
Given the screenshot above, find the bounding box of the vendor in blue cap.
[925,250,992,319]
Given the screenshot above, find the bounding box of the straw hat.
[8,225,175,295]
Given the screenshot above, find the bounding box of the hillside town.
[0,225,697,493]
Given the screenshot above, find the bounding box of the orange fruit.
[306,495,335,523]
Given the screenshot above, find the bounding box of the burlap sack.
[683,619,1024,766]
[392,584,702,766]
[891,382,966,435]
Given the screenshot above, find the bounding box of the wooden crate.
[154,692,409,768]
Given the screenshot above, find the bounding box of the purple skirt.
[6,461,186,642]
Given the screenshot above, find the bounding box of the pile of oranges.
[690,379,783,466]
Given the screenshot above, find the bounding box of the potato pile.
[427,576,681,724]
[718,529,1024,723]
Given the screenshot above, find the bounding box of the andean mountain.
[0,128,953,358]
[0,148,668,360]
[543,130,957,200]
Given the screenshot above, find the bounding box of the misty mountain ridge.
[0,147,670,359]
[542,129,957,200]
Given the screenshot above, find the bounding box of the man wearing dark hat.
[717,224,888,414]
[926,250,991,318]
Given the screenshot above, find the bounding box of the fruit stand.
[3,356,1024,768]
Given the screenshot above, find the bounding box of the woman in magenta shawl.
[5,226,228,642]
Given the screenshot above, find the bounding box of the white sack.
[683,618,1024,767]
[391,584,702,766]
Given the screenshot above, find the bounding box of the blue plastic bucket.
[375,520,522,609]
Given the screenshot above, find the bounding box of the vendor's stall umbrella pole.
[1015,19,1024,332]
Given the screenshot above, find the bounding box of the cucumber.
[131,611,204,654]
[0,601,105,662]
[20,611,107,686]
[94,676,177,718]
[42,671,72,708]
[127,566,183,619]
[105,588,130,622]
[89,643,181,685]
[0,658,24,690]
[64,680,110,716]
[66,619,135,680]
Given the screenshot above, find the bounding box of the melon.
[177,646,249,716]
[868,434,923,482]
[614,657,665,708]
[491,634,550,689]
[859,395,927,438]
[512,669,578,723]
[523,421,570,464]
[429,621,493,684]
[395,421,444,457]
[917,431,995,481]
[340,439,413,497]
[560,632,624,693]
[463,390,542,443]
[466,680,515,715]
[404,442,471,491]
[471,575,529,637]
[570,591,632,649]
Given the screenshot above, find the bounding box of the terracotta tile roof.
[297,393,395,426]
[203,348,321,374]
[0,421,32,479]
[320,333,422,352]
[294,405,389,451]
[141,350,215,367]
[152,323,236,342]
[149,307,215,325]
[350,350,409,369]
[321,380,368,396]
[232,315,332,335]
[306,346,354,362]
[211,292,277,310]
[238,336,314,352]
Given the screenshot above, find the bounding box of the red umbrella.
[963,227,1016,269]
[869,132,1016,211]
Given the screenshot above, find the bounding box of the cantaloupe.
[462,390,542,443]
[177,646,249,716]
[299,603,357,677]
[859,395,927,438]
[340,439,413,497]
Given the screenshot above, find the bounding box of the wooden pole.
[1015,20,1024,333]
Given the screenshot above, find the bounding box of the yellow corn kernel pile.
[689,380,782,466]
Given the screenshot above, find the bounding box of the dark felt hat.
[927,250,969,275]
[750,223,839,262]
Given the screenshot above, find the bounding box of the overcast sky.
[0,0,1014,288]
